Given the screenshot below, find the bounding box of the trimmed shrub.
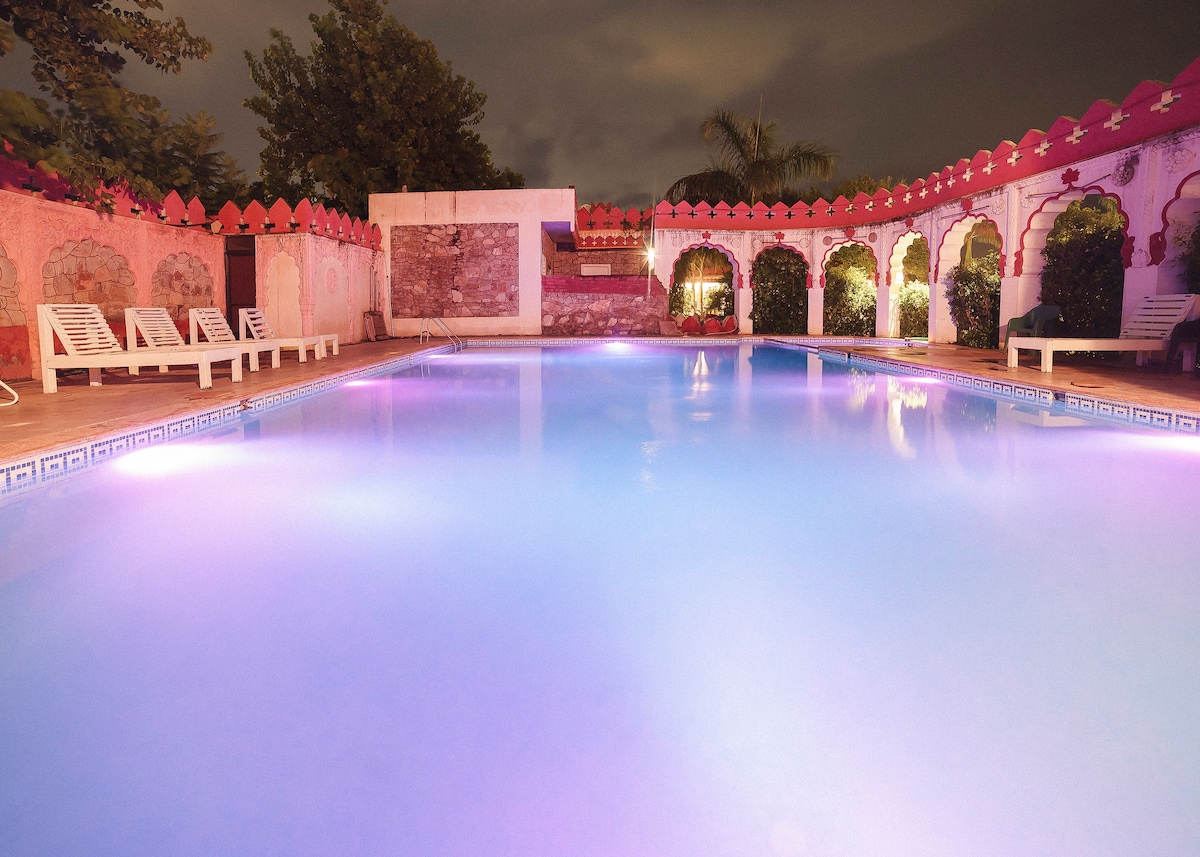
[1179,220,1200,294]
[895,281,929,338]
[750,247,809,334]
[824,243,877,336]
[1039,196,1126,337]
[945,252,1001,348]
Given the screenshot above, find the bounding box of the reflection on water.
[1,344,1198,857]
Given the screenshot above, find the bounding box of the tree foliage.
[665,109,834,206]
[945,251,1001,348]
[749,247,809,334]
[246,0,522,218]
[1182,221,1200,294]
[670,247,732,316]
[796,174,900,206]
[902,236,929,284]
[823,243,876,336]
[0,0,247,207]
[1038,196,1126,337]
[896,281,929,338]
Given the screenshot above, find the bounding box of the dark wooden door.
[225,236,256,329]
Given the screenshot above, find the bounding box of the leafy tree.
[896,282,929,338]
[945,251,1001,348]
[1039,196,1126,337]
[1175,220,1200,294]
[670,247,732,316]
[902,236,929,284]
[749,247,809,334]
[824,243,877,336]
[246,0,523,218]
[796,174,900,205]
[665,109,834,206]
[0,1,246,206]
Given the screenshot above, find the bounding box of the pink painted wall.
[256,233,381,344]
[0,186,226,380]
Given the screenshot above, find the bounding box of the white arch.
[888,231,927,287]
[931,215,1001,343]
[819,239,877,287]
[1016,186,1127,279]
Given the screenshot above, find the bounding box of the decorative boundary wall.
[645,56,1200,341]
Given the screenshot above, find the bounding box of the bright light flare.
[111,443,241,478]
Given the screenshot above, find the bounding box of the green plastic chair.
[1004,304,1060,351]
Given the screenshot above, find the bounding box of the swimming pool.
[2,343,1198,856]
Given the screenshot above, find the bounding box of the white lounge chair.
[37,303,243,394]
[187,307,282,370]
[127,307,281,374]
[1007,293,1198,372]
[239,308,338,363]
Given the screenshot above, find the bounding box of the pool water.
[2,343,1198,856]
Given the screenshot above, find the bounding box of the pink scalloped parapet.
[0,153,383,248]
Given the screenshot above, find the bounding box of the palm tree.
[665,109,834,206]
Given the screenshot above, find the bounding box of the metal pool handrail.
[420,318,463,351]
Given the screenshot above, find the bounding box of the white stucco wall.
[371,188,578,337]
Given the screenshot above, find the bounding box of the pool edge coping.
[0,342,456,498]
[5,335,1198,498]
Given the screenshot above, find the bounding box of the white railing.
[419,317,463,351]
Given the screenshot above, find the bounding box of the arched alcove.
[888,231,927,287]
[1016,186,1130,279]
[1152,170,1200,292]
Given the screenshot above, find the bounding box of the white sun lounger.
[127,307,281,374]
[1007,293,1198,372]
[37,303,243,394]
[239,308,338,363]
[188,307,282,370]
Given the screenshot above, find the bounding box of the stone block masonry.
[541,275,669,336]
[391,223,519,319]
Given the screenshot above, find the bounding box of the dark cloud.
[2,0,1197,206]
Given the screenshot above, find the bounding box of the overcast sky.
[4,0,1200,206]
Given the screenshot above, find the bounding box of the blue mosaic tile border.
[0,343,455,499]
[833,349,1200,434]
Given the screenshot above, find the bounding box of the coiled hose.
[0,379,18,407]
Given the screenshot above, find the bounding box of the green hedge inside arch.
[749,247,809,334]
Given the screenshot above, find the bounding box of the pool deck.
[3,336,1200,491]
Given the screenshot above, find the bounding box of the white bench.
[1007,293,1198,372]
[38,304,243,393]
[127,306,281,374]
[185,307,282,371]
[239,308,338,363]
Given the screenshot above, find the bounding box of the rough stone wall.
[391,223,519,318]
[541,276,669,335]
[151,252,215,320]
[42,238,136,320]
[0,244,22,327]
[548,246,644,276]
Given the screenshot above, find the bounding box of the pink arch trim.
[819,240,880,288]
[670,242,742,289]
[1015,185,1131,276]
[751,244,812,289]
[934,214,1003,283]
[1150,169,1200,266]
